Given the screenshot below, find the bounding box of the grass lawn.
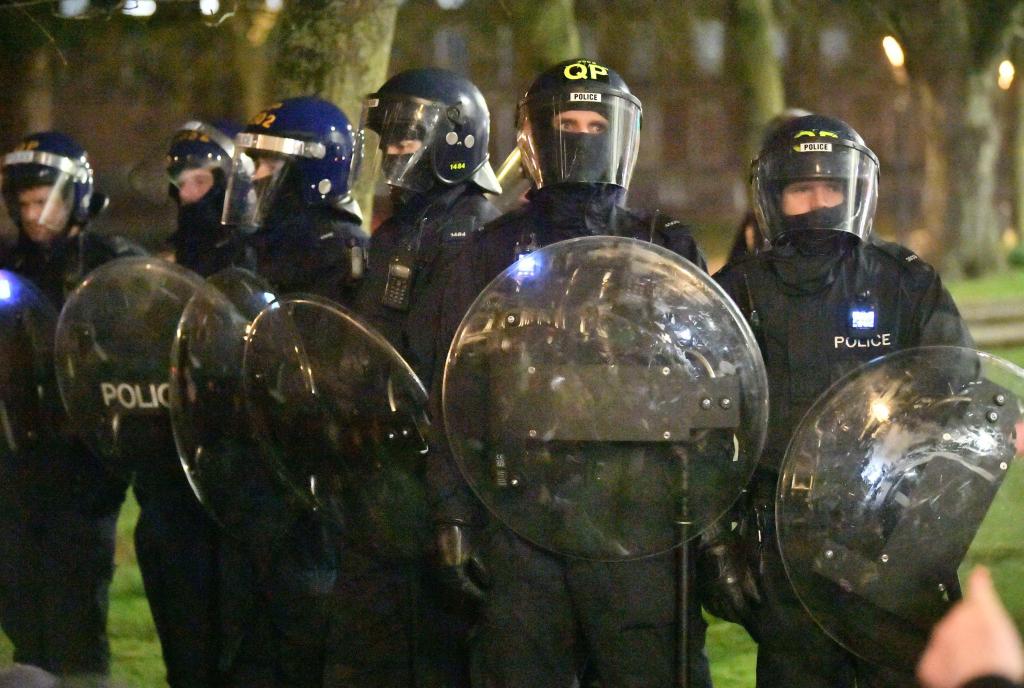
[946,267,1024,304]
[0,487,759,687]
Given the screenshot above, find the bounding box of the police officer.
[347,67,502,686]
[428,59,712,688]
[727,108,811,263]
[223,95,367,303]
[218,95,369,687]
[712,114,973,688]
[353,67,502,388]
[0,132,134,678]
[165,119,242,276]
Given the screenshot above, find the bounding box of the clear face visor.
[222,132,325,232]
[2,151,87,234]
[516,93,641,189]
[753,142,879,242]
[351,96,446,196]
[167,156,224,187]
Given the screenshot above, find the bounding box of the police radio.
[381,244,416,311]
[847,290,879,336]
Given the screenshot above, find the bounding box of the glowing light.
[265,0,283,10]
[199,0,220,15]
[0,278,11,301]
[999,60,1015,90]
[870,399,891,423]
[850,308,876,330]
[122,0,157,17]
[59,0,89,17]
[882,36,905,69]
[514,253,538,278]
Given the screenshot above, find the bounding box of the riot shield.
[443,235,769,561]
[0,271,60,474]
[243,295,431,559]
[170,267,282,533]
[777,345,1024,670]
[54,256,209,481]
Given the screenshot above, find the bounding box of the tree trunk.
[937,68,1005,277]
[508,0,581,74]
[915,83,950,266]
[1015,41,1024,242]
[231,7,278,122]
[23,48,53,133]
[727,0,786,162]
[273,0,401,225]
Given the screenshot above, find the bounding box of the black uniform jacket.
[426,183,706,526]
[355,183,501,389]
[714,235,973,470]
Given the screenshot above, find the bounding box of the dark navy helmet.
[166,120,239,201]
[352,68,501,196]
[222,96,361,232]
[516,59,642,190]
[2,131,97,237]
[752,114,879,243]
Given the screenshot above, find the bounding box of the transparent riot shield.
[0,271,60,476]
[243,295,431,559]
[443,235,769,561]
[54,257,209,481]
[777,346,1024,671]
[170,267,282,533]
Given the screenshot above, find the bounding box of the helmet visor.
[516,92,641,189]
[2,150,86,234]
[351,95,446,195]
[222,132,322,232]
[753,141,878,243]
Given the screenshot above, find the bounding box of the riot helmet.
[515,59,642,190]
[752,114,878,243]
[166,120,239,205]
[222,96,362,233]
[1,132,99,244]
[352,68,501,196]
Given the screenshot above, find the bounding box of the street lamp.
[999,60,1015,91]
[122,0,157,17]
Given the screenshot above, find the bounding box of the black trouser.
[0,499,118,676]
[473,527,711,688]
[745,473,915,688]
[134,491,222,688]
[223,511,434,688]
[221,511,341,688]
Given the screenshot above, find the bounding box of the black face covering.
[382,150,436,195]
[768,231,858,294]
[175,184,227,247]
[529,183,626,240]
[779,201,849,236]
[535,127,614,184]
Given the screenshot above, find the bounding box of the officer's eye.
[587,121,607,134]
[557,118,580,132]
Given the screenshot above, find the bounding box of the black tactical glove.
[434,523,490,604]
[696,516,761,635]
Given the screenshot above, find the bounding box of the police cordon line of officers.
[0,56,1008,688]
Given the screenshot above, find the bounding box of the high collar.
[391,183,470,224]
[526,184,627,237]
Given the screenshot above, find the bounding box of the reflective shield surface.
[443,236,768,560]
[777,346,1024,669]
